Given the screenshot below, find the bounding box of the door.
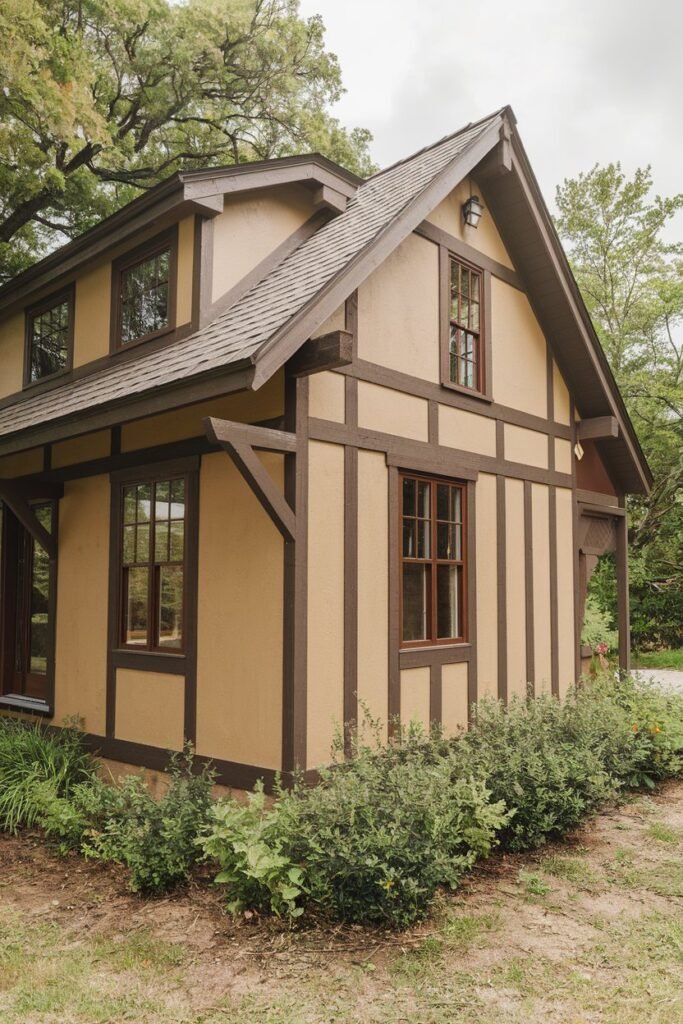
[0,502,55,704]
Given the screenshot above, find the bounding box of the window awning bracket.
[0,481,57,559]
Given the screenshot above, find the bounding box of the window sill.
[22,366,71,393]
[399,643,472,667]
[0,694,53,718]
[440,379,493,404]
[111,648,187,675]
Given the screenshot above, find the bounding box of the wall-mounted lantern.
[462,194,484,228]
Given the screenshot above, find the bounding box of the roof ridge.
[367,106,508,182]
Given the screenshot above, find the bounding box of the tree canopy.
[0,0,374,281]
[555,164,683,647]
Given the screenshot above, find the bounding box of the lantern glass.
[463,195,483,228]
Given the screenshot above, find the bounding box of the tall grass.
[0,719,95,833]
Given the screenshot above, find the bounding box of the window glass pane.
[450,261,459,320]
[436,564,461,639]
[123,486,137,525]
[452,487,462,524]
[417,481,431,519]
[417,520,430,559]
[402,477,416,517]
[124,566,149,645]
[123,524,136,564]
[136,484,151,522]
[119,249,170,345]
[170,520,184,562]
[155,481,170,521]
[471,272,480,303]
[171,478,185,505]
[155,522,169,564]
[437,522,459,560]
[29,524,51,675]
[402,518,416,558]
[470,301,480,331]
[158,566,183,649]
[436,484,450,521]
[136,523,150,563]
[402,563,430,642]
[29,299,70,381]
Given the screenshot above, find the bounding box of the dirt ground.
[0,782,682,1024]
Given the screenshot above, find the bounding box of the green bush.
[41,745,216,894]
[0,719,95,833]
[452,695,614,852]
[201,731,508,929]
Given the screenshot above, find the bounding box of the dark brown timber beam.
[576,417,619,441]
[204,416,297,454]
[0,481,56,558]
[288,330,354,378]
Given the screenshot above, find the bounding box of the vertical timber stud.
[343,293,359,753]
[429,663,442,725]
[388,466,401,729]
[283,373,309,776]
[466,481,478,719]
[570,398,581,683]
[616,514,631,671]
[524,480,535,697]
[495,420,507,702]
[549,486,560,696]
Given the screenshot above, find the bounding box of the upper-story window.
[112,229,177,350]
[448,256,482,392]
[25,287,74,385]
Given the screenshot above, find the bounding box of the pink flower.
[595,642,609,656]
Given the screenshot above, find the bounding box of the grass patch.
[540,855,604,892]
[633,648,683,670]
[441,911,500,947]
[518,871,551,897]
[647,821,680,844]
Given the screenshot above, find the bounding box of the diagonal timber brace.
[204,417,297,541]
[0,481,56,558]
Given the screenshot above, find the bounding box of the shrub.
[0,719,95,833]
[452,695,614,852]
[202,731,508,929]
[41,745,216,894]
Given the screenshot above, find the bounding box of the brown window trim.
[399,470,468,650]
[109,457,198,668]
[23,285,75,390]
[439,245,492,401]
[0,498,58,717]
[110,227,178,353]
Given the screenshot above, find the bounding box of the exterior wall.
[356,451,389,738]
[306,440,345,768]
[73,262,111,367]
[475,472,498,698]
[555,487,576,697]
[196,450,284,771]
[0,447,44,478]
[426,175,515,270]
[115,670,185,751]
[492,278,548,419]
[211,185,315,303]
[400,666,431,731]
[505,477,527,698]
[357,381,429,441]
[0,312,25,399]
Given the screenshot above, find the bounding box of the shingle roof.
[0,110,504,442]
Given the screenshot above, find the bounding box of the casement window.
[448,256,482,391]
[112,230,177,349]
[400,472,466,647]
[25,288,74,385]
[118,476,188,652]
[0,501,57,709]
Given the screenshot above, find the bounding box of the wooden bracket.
[476,122,513,180]
[576,416,619,441]
[203,417,297,541]
[0,481,56,558]
[289,330,354,377]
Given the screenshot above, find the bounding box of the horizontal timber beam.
[203,416,297,453]
[288,330,354,377]
[576,416,619,441]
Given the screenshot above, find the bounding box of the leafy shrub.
[581,594,618,653]
[0,719,95,833]
[452,695,614,852]
[607,674,683,786]
[201,731,508,929]
[41,745,216,894]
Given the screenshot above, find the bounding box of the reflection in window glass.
[119,249,170,344]
[29,298,70,382]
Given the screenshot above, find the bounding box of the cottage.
[0,107,651,786]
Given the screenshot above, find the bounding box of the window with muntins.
[400,473,466,647]
[448,257,482,391]
[26,290,73,384]
[120,477,186,651]
[119,246,171,345]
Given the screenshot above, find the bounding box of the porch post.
[616,514,631,672]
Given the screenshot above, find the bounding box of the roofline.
[508,133,652,493]
[0,153,363,315]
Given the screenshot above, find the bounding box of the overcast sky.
[298,0,682,230]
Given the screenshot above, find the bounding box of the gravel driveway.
[637,668,683,695]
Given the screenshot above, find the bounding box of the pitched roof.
[0,109,505,443]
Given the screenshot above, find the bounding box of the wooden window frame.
[439,246,492,401]
[399,471,468,650]
[23,285,75,389]
[0,499,58,716]
[110,227,178,354]
[109,458,198,671]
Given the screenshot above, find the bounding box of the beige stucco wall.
[196,450,284,770]
[52,475,110,734]
[400,666,431,731]
[426,176,515,270]
[73,263,111,368]
[0,447,44,478]
[504,423,548,469]
[357,233,440,382]
[308,370,346,423]
[505,477,527,697]
[52,431,111,469]
[211,185,314,303]
[553,361,571,425]
[531,483,552,693]
[555,487,576,697]
[306,440,345,768]
[554,437,573,475]
[441,661,469,736]
[116,670,185,750]
[0,313,24,398]
[312,303,346,339]
[121,372,284,451]
[492,278,548,419]
[475,472,498,698]
[439,406,497,457]
[356,450,389,738]
[357,381,429,441]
